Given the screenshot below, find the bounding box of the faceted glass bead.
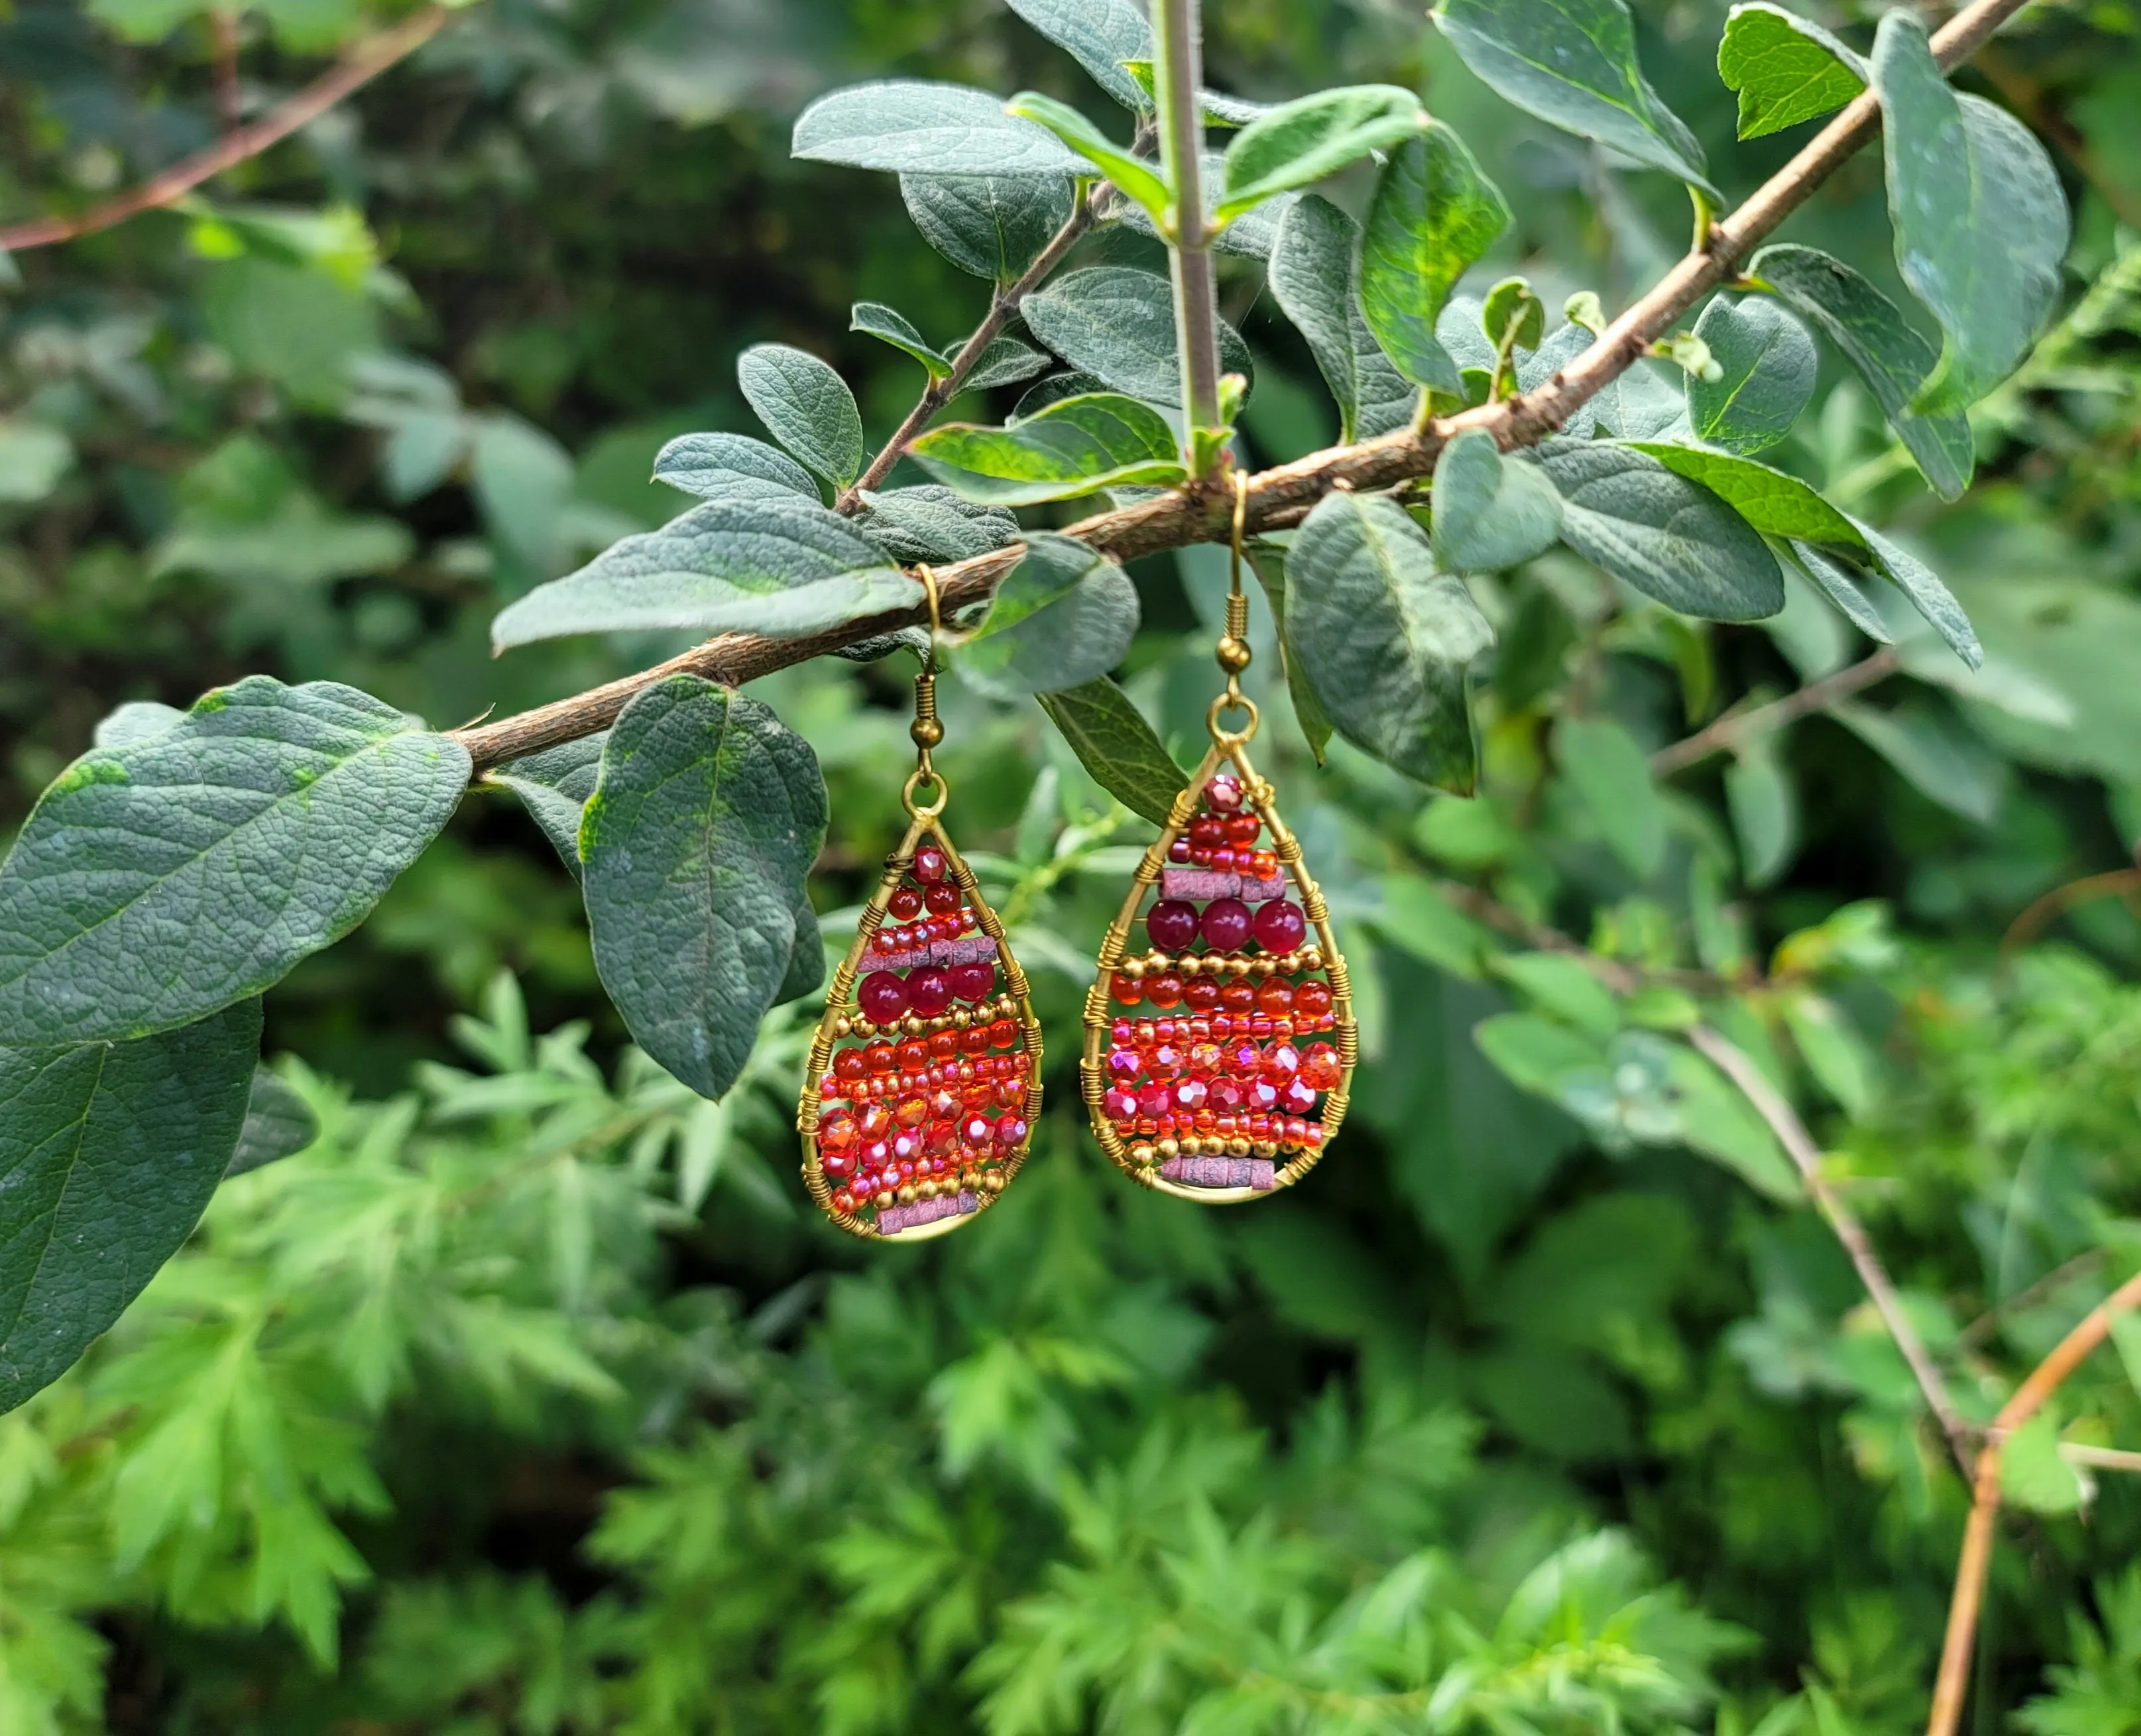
[907,966,953,1017]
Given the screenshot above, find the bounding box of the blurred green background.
[8,0,2141,1728]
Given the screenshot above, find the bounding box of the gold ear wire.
[1212,472,1257,744]
[917,562,943,646]
[905,565,949,819]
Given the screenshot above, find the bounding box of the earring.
[797,567,1041,1240]
[1080,477,1356,1202]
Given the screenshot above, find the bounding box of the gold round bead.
[1120,958,1147,982]
[910,717,945,748]
[1157,1137,1181,1159]
[833,1015,852,1037]
[1277,951,1301,975]
[984,1170,1007,1193]
[1301,947,1324,972]
[1216,635,1252,673]
[897,1185,918,1204]
[1177,954,1202,978]
[1129,1141,1157,1165]
[852,1018,876,1039]
[1226,1136,1252,1157]
[1144,949,1169,974]
[1226,957,1253,980]
[1251,1141,1277,1159]
[952,1008,972,1029]
[904,1015,925,1035]
[918,1179,939,1200]
[1249,957,1274,979]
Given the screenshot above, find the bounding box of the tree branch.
[1926,1268,2141,1736]
[1152,0,1224,445]
[835,183,1098,510]
[1688,1024,1977,1475]
[1650,648,1900,777]
[447,0,2037,775]
[0,5,451,254]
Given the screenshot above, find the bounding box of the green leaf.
[900,174,1075,284]
[1535,440,1784,621]
[952,534,1139,699]
[1004,0,1154,112]
[1021,266,1254,410]
[2000,1414,2086,1516]
[791,81,1094,177]
[1828,696,2003,823]
[1686,295,1816,455]
[0,420,73,503]
[1269,196,1418,443]
[850,302,951,378]
[854,487,1019,565]
[1430,430,1563,572]
[1871,15,2069,414]
[0,679,467,1047]
[226,1064,321,1177]
[1780,990,1877,1118]
[962,335,1055,392]
[1788,542,1894,645]
[1285,492,1494,791]
[736,344,866,489]
[1717,2,1867,139]
[580,679,827,1100]
[490,497,919,648]
[1004,93,1170,225]
[1359,124,1511,396]
[1432,0,1716,196]
[1119,63,1273,128]
[1665,1043,1798,1199]
[909,392,1185,504]
[489,733,607,878]
[1112,148,1297,260]
[1496,952,1619,1037]
[652,431,821,503]
[1851,515,1980,668]
[93,701,185,749]
[1035,680,1185,826]
[0,998,260,1413]
[1483,276,1546,356]
[1216,86,1426,222]
[1557,714,1666,879]
[1624,442,1857,544]
[1750,243,1974,500]
[1725,743,1796,885]
[1242,539,1336,763]
[1474,1010,1609,1098]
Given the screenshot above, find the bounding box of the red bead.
[860,1102,894,1139]
[1210,847,1237,873]
[1183,976,1222,1012]
[1137,1082,1171,1120]
[1257,979,1294,1015]
[1189,815,1226,850]
[1146,972,1185,1010]
[963,1082,993,1112]
[949,961,996,1002]
[907,966,953,1018]
[1249,1015,1274,1039]
[914,845,947,883]
[833,1188,856,1213]
[1249,850,1277,878]
[859,978,908,1027]
[852,1175,874,1200]
[819,1107,857,1151]
[927,1086,960,1120]
[1188,1041,1222,1075]
[989,1017,1019,1048]
[897,1039,930,1072]
[992,1114,1026,1150]
[1112,972,1144,1006]
[833,1049,866,1082]
[1254,900,1306,952]
[1246,1079,1281,1113]
[896,1095,929,1129]
[872,930,897,954]
[1148,1042,1183,1078]
[930,1029,960,1059]
[1207,1076,1244,1114]
[954,1025,985,1058]
[889,885,923,921]
[924,1118,958,1157]
[1105,1086,1139,1122]
[892,1128,923,1164]
[1146,899,1199,953]
[1302,1043,1342,1091]
[1172,1077,1208,1114]
[862,1137,893,1171]
[1107,1048,1141,1080]
[1224,814,1260,847]
[1206,774,1243,811]
[1265,1042,1301,1078]
[924,882,960,915]
[1201,898,1251,951]
[1281,1077,1317,1116]
[994,1077,1023,1108]
[1294,981,1333,1018]
[1169,837,1192,863]
[960,1112,994,1147]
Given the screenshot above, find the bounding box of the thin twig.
[0,5,450,253]
[1428,876,1733,994]
[1650,649,1901,777]
[211,10,245,136]
[836,184,1098,509]
[1927,1269,2141,1736]
[2058,1442,2141,1475]
[1688,1024,1977,1474]
[1955,1248,2109,1351]
[1998,865,2141,964]
[447,0,2037,775]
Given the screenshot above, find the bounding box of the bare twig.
[0,5,450,253]
[1927,1270,2141,1736]
[447,0,2036,776]
[836,184,1098,509]
[1650,649,1901,777]
[2057,1442,2141,1475]
[1955,1248,2109,1351]
[1998,865,2141,963]
[1427,876,1733,995]
[1152,0,1224,445]
[1688,1024,1977,1474]
[210,10,244,135]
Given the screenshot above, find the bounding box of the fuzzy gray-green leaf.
[1287,492,1494,791]
[226,1064,321,1177]
[1360,125,1511,396]
[1037,679,1185,825]
[491,733,607,878]
[580,679,827,1101]
[652,432,821,503]
[0,998,260,1412]
[791,81,1094,178]
[899,174,1076,283]
[953,534,1140,699]
[1536,440,1784,621]
[0,679,467,1047]
[1005,0,1155,111]
[1433,0,1715,196]
[1270,196,1418,443]
[1216,85,1426,221]
[910,392,1185,505]
[1021,267,1254,410]
[1432,431,1563,572]
[851,302,951,378]
[737,344,866,489]
[1686,296,1816,455]
[1751,243,1973,500]
[1871,15,2069,415]
[490,497,919,648]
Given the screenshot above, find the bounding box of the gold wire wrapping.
[1077,471,1356,1204]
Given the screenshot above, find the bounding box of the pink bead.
[1200,897,1251,951]
[1206,774,1243,811]
[1172,1077,1208,1114]
[993,1114,1027,1149]
[960,1112,994,1147]
[1253,900,1306,952]
[913,845,947,883]
[1137,1082,1171,1120]
[1104,1086,1139,1122]
[1207,1076,1244,1114]
[907,966,953,1017]
[1107,1048,1141,1080]
[1281,1077,1317,1116]
[859,970,908,1022]
[1145,899,1200,953]
[1246,1078,1281,1113]
[1168,838,1192,863]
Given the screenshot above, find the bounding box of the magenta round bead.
[913,845,947,883]
[1253,899,1306,951]
[858,970,908,1023]
[1146,899,1200,952]
[1200,897,1251,951]
[907,966,953,1017]
[949,960,996,1002]
[1206,774,1244,811]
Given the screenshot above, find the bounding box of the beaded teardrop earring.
[1080,479,1357,1202]
[797,569,1043,1239]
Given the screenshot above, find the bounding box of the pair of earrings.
[795,483,1358,1242]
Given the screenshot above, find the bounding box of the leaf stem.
[446,0,2038,774]
[1151,0,1225,456]
[837,183,1097,508]
[1649,648,1900,777]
